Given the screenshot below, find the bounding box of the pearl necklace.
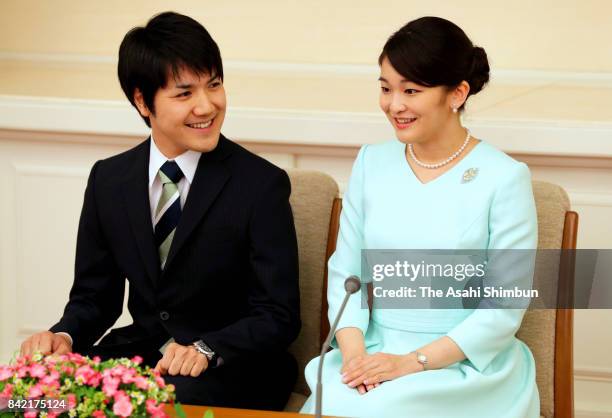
[408,130,471,169]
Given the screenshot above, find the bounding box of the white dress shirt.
[148,134,201,221]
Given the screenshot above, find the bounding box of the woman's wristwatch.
[412,351,428,371]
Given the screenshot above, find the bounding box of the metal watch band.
[193,340,216,362]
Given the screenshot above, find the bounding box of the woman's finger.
[343,359,378,382]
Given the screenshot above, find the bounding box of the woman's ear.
[133,88,151,117]
[450,81,471,111]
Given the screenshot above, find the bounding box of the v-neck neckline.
[401,140,483,187]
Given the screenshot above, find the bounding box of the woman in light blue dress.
[300,17,539,418]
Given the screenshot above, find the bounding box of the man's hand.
[155,342,208,377]
[20,331,72,357]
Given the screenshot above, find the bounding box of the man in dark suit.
[19,11,300,410]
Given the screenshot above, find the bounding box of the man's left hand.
[155,342,208,377]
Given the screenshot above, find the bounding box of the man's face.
[135,67,226,158]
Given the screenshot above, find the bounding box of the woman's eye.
[381,86,390,93]
[405,89,419,95]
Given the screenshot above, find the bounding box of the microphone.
[315,276,361,418]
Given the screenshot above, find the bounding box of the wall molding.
[2,95,612,159]
[575,367,612,383]
[576,410,612,418]
[3,51,612,86]
[568,191,612,208]
[13,163,91,179]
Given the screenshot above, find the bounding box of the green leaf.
[203,409,215,418]
[174,403,187,418]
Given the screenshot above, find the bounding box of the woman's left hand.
[341,352,421,388]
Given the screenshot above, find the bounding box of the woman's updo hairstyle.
[379,16,490,111]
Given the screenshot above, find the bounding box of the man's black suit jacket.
[51,135,301,365]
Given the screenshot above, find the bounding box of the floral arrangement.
[0,352,175,417]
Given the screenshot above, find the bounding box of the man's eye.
[177,91,191,97]
[209,81,221,88]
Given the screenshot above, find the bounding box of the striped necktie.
[154,161,184,269]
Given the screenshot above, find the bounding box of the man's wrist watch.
[413,351,428,371]
[193,340,216,363]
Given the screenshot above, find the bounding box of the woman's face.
[379,57,455,144]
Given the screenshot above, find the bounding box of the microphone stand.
[315,276,361,418]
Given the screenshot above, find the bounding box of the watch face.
[417,354,427,363]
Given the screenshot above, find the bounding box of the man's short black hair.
[118,11,223,127]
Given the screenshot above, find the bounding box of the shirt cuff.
[55,332,73,346]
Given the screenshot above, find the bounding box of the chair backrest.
[517,181,577,418]
[321,181,576,418]
[286,169,339,395]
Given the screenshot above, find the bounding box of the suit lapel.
[164,136,233,270]
[122,139,160,285]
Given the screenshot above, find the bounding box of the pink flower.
[155,375,166,388]
[111,365,127,377]
[17,354,30,365]
[92,411,106,417]
[28,384,44,398]
[113,391,133,417]
[24,411,37,418]
[44,355,58,366]
[87,372,102,387]
[0,366,13,381]
[67,393,77,409]
[29,363,47,378]
[1,383,14,397]
[120,367,137,384]
[134,375,150,390]
[55,354,68,362]
[16,366,28,378]
[102,375,120,397]
[146,399,167,418]
[75,365,101,386]
[60,365,74,375]
[41,370,60,388]
[67,353,86,365]
[131,355,143,365]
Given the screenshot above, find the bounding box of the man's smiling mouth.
[186,119,213,129]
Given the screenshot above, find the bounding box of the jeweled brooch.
[461,168,479,183]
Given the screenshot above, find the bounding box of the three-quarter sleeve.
[446,162,538,372]
[328,145,370,343]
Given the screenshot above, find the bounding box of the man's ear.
[133,88,151,118]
